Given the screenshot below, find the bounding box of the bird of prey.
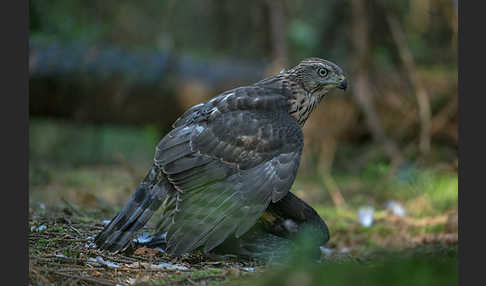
[94,57,347,257]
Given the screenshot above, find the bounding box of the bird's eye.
[318,68,328,77]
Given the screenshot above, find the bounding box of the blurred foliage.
[29,118,160,168]
[29,0,456,65]
[29,0,458,157]
[236,245,457,286]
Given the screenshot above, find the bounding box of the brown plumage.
[94,58,347,257]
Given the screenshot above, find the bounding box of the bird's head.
[288,57,347,99]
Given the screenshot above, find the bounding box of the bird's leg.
[121,229,168,255]
[126,194,183,253]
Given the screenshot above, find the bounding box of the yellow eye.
[318,68,328,77]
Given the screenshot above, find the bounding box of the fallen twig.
[61,197,87,218]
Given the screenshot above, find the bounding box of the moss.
[74,216,94,223]
[237,246,458,286]
[35,239,49,246]
[191,268,224,278]
[52,225,64,232]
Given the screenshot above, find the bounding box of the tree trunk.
[350,0,402,163]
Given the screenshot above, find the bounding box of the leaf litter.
[29,199,457,285]
[29,205,265,285]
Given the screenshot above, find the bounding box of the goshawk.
[94,58,347,257]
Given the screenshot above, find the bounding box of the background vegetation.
[29,0,457,285]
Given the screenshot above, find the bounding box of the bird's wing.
[153,87,303,256]
[259,191,330,244]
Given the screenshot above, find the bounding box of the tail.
[94,165,170,253]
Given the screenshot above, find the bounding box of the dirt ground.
[29,203,269,286]
[28,198,457,286]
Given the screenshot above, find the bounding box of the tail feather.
[94,165,171,253]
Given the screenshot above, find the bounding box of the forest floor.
[28,164,458,286]
[28,196,458,286]
[29,119,458,285]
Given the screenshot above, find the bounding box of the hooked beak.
[337,76,347,91]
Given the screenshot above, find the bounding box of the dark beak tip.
[338,79,347,91]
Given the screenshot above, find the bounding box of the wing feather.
[153,87,303,256]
